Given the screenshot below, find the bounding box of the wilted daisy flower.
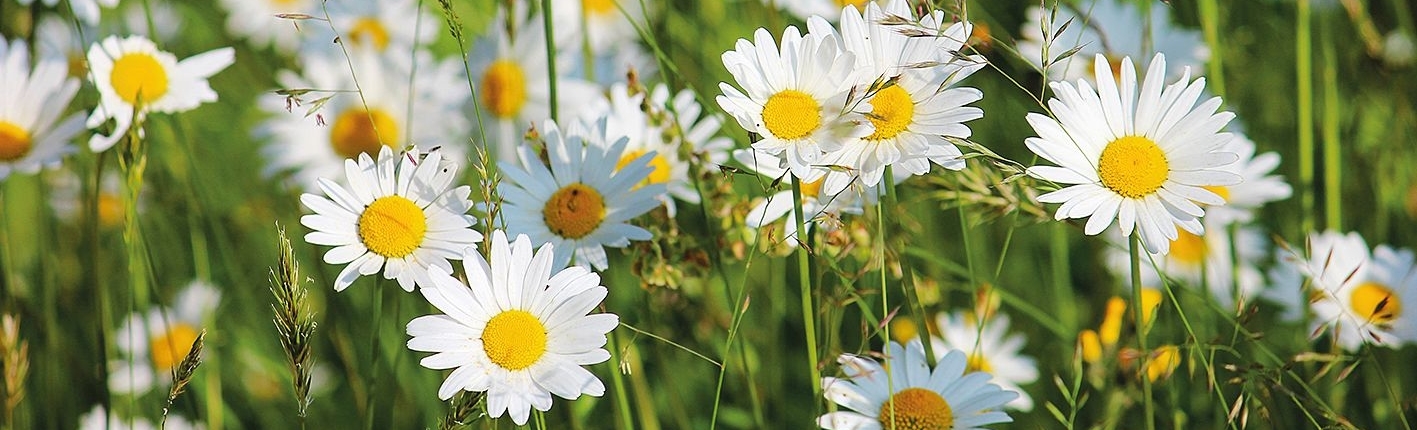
[769,0,868,22]
[809,1,985,193]
[1291,231,1417,350]
[471,9,601,160]
[217,0,314,53]
[499,119,664,270]
[111,280,220,396]
[1104,222,1266,309]
[18,0,117,26]
[735,148,869,247]
[407,230,617,426]
[262,47,468,190]
[1025,53,1239,254]
[932,311,1039,411]
[85,35,235,152]
[717,24,871,181]
[1203,134,1293,225]
[80,405,203,430]
[580,83,732,214]
[0,37,84,180]
[321,0,437,52]
[300,146,482,292]
[1017,1,1208,82]
[819,340,1018,430]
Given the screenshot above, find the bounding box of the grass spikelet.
[438,392,485,430]
[270,226,318,419]
[162,329,205,425]
[0,314,27,429]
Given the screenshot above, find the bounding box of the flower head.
[110,281,220,396]
[0,37,84,180]
[819,340,1018,430]
[86,35,234,152]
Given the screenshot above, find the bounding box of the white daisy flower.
[80,405,203,430]
[471,9,602,161]
[406,230,618,426]
[320,0,437,53]
[1017,1,1209,82]
[110,280,220,396]
[1024,53,1240,254]
[931,311,1039,411]
[85,35,235,153]
[578,83,732,215]
[0,37,84,180]
[217,0,314,53]
[809,1,986,193]
[819,340,1018,430]
[120,0,184,42]
[261,47,469,191]
[1105,221,1267,310]
[716,24,871,181]
[48,170,145,229]
[300,146,482,292]
[1295,231,1417,350]
[551,0,644,55]
[1263,248,1308,323]
[735,148,871,247]
[17,0,117,26]
[499,119,665,270]
[1203,134,1293,225]
[768,0,869,22]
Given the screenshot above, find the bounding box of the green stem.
[1198,0,1226,97]
[363,281,385,430]
[1320,22,1342,231]
[606,331,635,430]
[541,0,559,122]
[1129,234,1154,430]
[1297,0,1315,235]
[882,167,934,364]
[1050,223,1077,336]
[790,178,823,403]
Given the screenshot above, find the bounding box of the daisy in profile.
[17,0,117,26]
[320,0,437,53]
[85,35,235,152]
[1104,222,1266,309]
[932,311,1039,411]
[407,230,618,425]
[300,146,482,292]
[0,37,85,181]
[580,83,732,215]
[808,1,986,193]
[1292,231,1417,350]
[1202,134,1293,225]
[1017,0,1208,82]
[717,24,871,181]
[1024,53,1239,254]
[499,119,664,270]
[111,280,220,396]
[217,0,314,53]
[261,47,468,190]
[735,148,869,247]
[819,340,1018,430]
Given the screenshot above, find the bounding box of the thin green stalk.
[363,281,385,430]
[790,178,822,402]
[1320,25,1341,231]
[1198,0,1226,97]
[1050,223,1077,336]
[1129,234,1154,430]
[882,167,934,364]
[541,0,559,122]
[1297,0,1315,235]
[606,332,635,430]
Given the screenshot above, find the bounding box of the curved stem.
[790,178,823,403]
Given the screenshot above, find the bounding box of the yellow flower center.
[0,121,32,162]
[583,0,616,15]
[967,22,993,51]
[358,196,427,258]
[835,0,868,9]
[111,52,169,105]
[865,85,915,141]
[616,150,672,186]
[1145,345,1181,382]
[480,60,528,118]
[799,177,824,199]
[878,387,954,430]
[1350,282,1401,324]
[889,318,918,343]
[543,183,606,240]
[330,108,400,159]
[348,17,391,51]
[1169,230,1207,265]
[482,310,548,370]
[1203,185,1232,203]
[966,352,993,374]
[1098,136,1169,199]
[761,90,821,140]
[149,323,199,371]
[98,192,126,229]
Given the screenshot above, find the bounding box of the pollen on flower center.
[966,352,994,374]
[150,323,199,371]
[330,108,400,159]
[878,387,954,430]
[1169,230,1207,265]
[111,52,169,105]
[616,150,671,186]
[481,60,528,118]
[358,195,427,258]
[761,89,822,140]
[1098,136,1169,199]
[865,85,915,141]
[1350,282,1401,324]
[482,310,548,370]
[348,17,391,51]
[0,121,33,162]
[543,183,606,239]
